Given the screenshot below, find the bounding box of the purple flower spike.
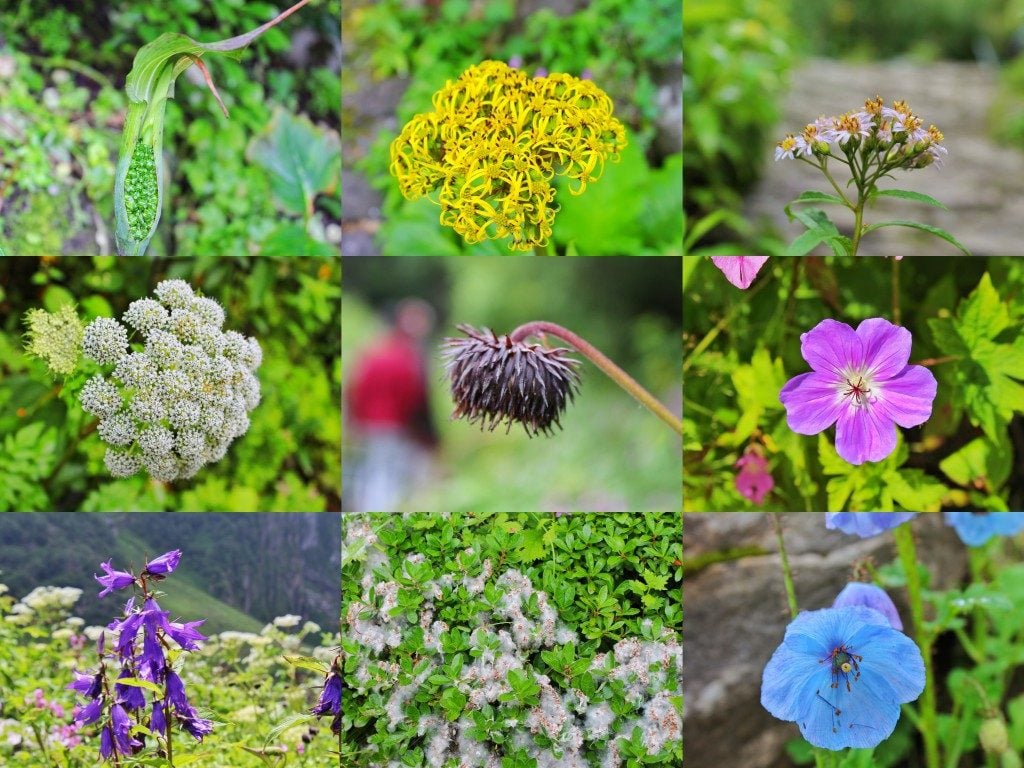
[166,670,191,713]
[826,512,917,537]
[833,582,903,630]
[110,703,140,754]
[143,549,182,575]
[779,318,937,465]
[711,256,769,289]
[151,701,166,736]
[95,560,136,598]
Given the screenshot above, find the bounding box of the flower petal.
[873,365,936,428]
[800,319,862,377]
[761,643,825,722]
[856,318,911,381]
[847,623,925,704]
[780,372,845,435]
[835,404,897,464]
[710,256,769,289]
[797,664,901,749]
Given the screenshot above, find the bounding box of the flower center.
[826,644,862,693]
[840,373,874,408]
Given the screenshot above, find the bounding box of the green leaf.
[440,688,467,720]
[885,469,947,513]
[927,273,1024,441]
[784,191,847,222]
[939,435,1012,491]
[259,224,336,257]
[641,569,668,592]
[113,677,165,696]
[282,655,329,675]
[871,188,949,210]
[860,220,971,255]
[248,109,340,217]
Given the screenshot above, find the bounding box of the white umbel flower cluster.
[79,279,262,481]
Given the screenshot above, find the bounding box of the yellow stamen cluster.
[389,60,627,251]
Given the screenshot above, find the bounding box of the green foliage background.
[0,256,341,512]
[0,0,340,256]
[683,256,1024,512]
[345,0,682,255]
[342,257,681,512]
[341,512,682,767]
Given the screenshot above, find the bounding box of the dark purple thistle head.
[442,324,581,437]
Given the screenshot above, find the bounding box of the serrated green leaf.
[939,435,1012,491]
[641,569,668,592]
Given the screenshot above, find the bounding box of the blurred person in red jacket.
[344,298,439,511]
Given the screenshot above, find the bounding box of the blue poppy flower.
[761,606,924,750]
[825,513,917,538]
[832,583,902,631]
[944,512,1024,547]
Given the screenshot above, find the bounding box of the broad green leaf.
[249,109,340,217]
[939,435,1012,491]
[885,469,947,513]
[870,188,949,210]
[259,224,337,257]
[641,569,668,592]
[860,220,971,255]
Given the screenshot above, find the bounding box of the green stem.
[533,241,552,256]
[891,256,901,325]
[770,513,798,619]
[850,196,865,257]
[509,320,682,435]
[893,523,940,768]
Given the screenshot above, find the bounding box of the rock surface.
[744,58,1024,256]
[683,512,968,768]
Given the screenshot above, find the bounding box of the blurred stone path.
[744,58,1024,256]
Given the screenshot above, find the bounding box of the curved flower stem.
[893,524,940,768]
[509,320,682,435]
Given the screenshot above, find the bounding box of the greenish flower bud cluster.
[22,304,84,376]
[79,279,262,482]
[124,142,159,241]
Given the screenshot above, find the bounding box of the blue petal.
[798,665,902,750]
[761,643,825,721]
[847,623,925,703]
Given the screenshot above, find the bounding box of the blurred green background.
[0,0,340,256]
[342,0,683,256]
[342,256,681,511]
[684,0,1024,254]
[0,256,341,511]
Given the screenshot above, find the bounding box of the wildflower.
[312,658,341,734]
[832,582,902,630]
[79,280,261,481]
[95,561,136,598]
[23,304,84,376]
[779,318,937,464]
[442,324,581,436]
[734,448,774,504]
[944,512,1024,546]
[774,135,799,161]
[761,606,924,750]
[710,256,769,289]
[143,549,182,576]
[825,512,917,537]
[390,60,627,251]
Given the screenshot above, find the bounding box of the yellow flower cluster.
[389,60,627,251]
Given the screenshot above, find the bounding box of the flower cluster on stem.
[67,549,212,764]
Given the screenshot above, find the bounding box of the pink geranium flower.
[779,318,937,465]
[710,257,769,289]
[735,450,774,504]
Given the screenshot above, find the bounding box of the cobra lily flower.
[825,512,917,538]
[761,606,924,750]
[779,318,937,464]
[832,582,902,630]
[710,256,769,289]
[944,512,1024,546]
